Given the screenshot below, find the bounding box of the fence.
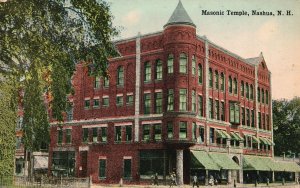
[0,176,90,188]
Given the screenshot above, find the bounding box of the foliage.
[273,97,300,156]
[0,78,18,177]
[22,65,49,151]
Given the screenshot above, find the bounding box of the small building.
[48,1,300,185]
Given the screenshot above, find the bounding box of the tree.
[0,78,18,181]
[273,97,300,157]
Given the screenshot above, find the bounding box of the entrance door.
[79,151,87,177]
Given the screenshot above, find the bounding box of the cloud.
[122,10,141,26]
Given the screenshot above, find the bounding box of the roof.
[245,52,264,65]
[164,0,195,28]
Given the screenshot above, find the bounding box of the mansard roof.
[164,0,195,28]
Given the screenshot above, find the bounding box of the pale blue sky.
[106,0,300,100]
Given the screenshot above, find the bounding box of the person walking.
[154,173,159,186]
[192,173,199,188]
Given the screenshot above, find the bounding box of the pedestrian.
[154,173,159,186]
[169,173,174,188]
[192,173,199,188]
[173,172,178,186]
[208,175,214,186]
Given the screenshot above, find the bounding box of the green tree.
[273,97,300,156]
[0,78,18,180]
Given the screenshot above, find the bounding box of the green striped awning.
[265,138,275,146]
[209,152,240,170]
[259,137,269,145]
[221,131,231,139]
[230,132,240,141]
[275,161,300,172]
[216,130,226,139]
[190,150,220,170]
[235,133,244,141]
[243,155,274,171]
[252,136,260,144]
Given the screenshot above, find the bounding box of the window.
[93,99,100,108]
[83,128,89,143]
[251,110,255,127]
[266,90,269,104]
[67,107,73,122]
[209,128,215,143]
[262,113,265,129]
[233,78,238,94]
[266,114,269,130]
[123,159,132,179]
[209,68,213,88]
[167,89,174,111]
[116,95,123,106]
[155,92,162,114]
[92,128,98,142]
[221,101,225,121]
[16,116,23,130]
[220,73,225,91]
[57,129,63,144]
[192,122,197,140]
[154,124,162,140]
[215,71,219,89]
[155,60,162,80]
[241,107,245,125]
[103,76,109,87]
[167,122,173,139]
[241,81,244,97]
[215,100,219,120]
[250,85,253,100]
[209,98,213,119]
[192,90,196,112]
[144,62,151,82]
[66,129,72,144]
[94,76,100,89]
[179,122,187,139]
[125,126,132,141]
[179,89,187,111]
[52,151,75,177]
[262,89,265,103]
[16,137,22,149]
[140,150,167,176]
[101,127,107,142]
[99,159,106,179]
[258,112,261,129]
[144,93,151,114]
[115,126,122,142]
[192,55,196,75]
[117,66,124,86]
[198,64,203,84]
[199,126,205,143]
[258,87,261,102]
[179,53,187,73]
[246,83,249,99]
[102,97,109,107]
[143,124,150,141]
[229,102,240,124]
[246,109,250,126]
[228,76,232,93]
[84,99,90,108]
[167,54,174,73]
[126,94,134,105]
[198,95,203,117]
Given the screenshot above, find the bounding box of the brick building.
[48,1,299,185]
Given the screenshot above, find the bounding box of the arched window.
[221,73,225,91]
[192,55,196,75]
[215,71,219,89]
[250,85,253,100]
[117,66,124,86]
[155,59,162,80]
[144,62,151,82]
[198,64,202,84]
[167,54,174,74]
[209,68,213,88]
[262,89,265,103]
[257,87,261,102]
[179,53,187,73]
[228,76,232,93]
[266,90,269,104]
[233,78,238,94]
[241,81,244,97]
[246,83,249,99]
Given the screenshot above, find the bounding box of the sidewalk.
[91,182,299,188]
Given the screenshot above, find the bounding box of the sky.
[106,0,300,100]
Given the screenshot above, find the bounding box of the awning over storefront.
[243,155,275,171]
[208,152,240,170]
[230,132,244,141]
[190,150,220,170]
[275,161,300,172]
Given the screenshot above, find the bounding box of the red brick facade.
[49,2,273,185]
